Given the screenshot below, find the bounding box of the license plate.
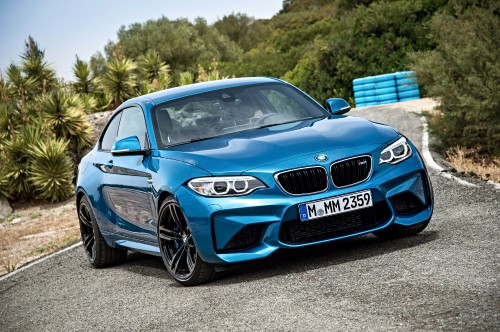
[298,190,373,221]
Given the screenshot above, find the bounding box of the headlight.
[187,176,266,197]
[379,137,412,164]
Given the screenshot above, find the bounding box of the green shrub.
[28,138,74,202]
[0,164,8,199]
[283,0,440,102]
[1,125,43,199]
[39,90,93,153]
[411,1,500,155]
[178,71,194,86]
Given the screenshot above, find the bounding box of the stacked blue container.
[353,71,420,107]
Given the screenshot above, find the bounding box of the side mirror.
[324,98,351,115]
[111,136,148,156]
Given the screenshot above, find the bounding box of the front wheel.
[158,198,217,286]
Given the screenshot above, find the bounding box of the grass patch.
[30,233,80,256]
[29,212,42,219]
[446,147,500,183]
[4,260,16,273]
[7,214,20,222]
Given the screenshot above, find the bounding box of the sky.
[0,0,283,80]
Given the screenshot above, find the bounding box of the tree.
[106,17,242,74]
[411,0,500,154]
[283,0,442,102]
[20,36,57,93]
[214,13,270,52]
[72,56,99,94]
[0,37,93,202]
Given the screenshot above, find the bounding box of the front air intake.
[279,201,391,244]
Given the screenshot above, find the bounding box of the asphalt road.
[1,105,499,331]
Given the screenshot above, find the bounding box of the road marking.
[0,241,82,282]
[420,117,477,188]
[487,180,500,190]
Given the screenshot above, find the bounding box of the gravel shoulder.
[1,99,498,331]
[0,199,79,275]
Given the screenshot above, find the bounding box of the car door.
[94,106,157,243]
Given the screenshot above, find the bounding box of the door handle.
[105,160,114,168]
[147,178,153,185]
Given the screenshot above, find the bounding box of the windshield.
[152,82,327,148]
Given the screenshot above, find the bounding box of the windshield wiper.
[165,135,221,148]
[254,116,324,130]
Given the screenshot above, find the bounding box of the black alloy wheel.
[158,198,216,286]
[79,199,97,263]
[78,195,127,268]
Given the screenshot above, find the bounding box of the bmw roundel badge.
[315,154,328,162]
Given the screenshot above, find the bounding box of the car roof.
[122,77,283,108]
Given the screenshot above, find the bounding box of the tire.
[157,198,217,286]
[373,220,430,240]
[78,195,127,268]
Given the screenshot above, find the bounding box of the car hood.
[157,116,399,175]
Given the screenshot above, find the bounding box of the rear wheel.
[158,198,216,286]
[78,196,127,268]
[373,220,429,240]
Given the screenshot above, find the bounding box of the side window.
[117,107,148,149]
[100,113,122,151]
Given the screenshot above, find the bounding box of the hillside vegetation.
[0,0,498,202]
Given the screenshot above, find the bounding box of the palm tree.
[72,56,100,94]
[20,36,57,93]
[101,57,137,108]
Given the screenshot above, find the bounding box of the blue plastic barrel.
[398,89,420,99]
[378,93,398,102]
[353,70,420,106]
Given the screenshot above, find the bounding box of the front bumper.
[175,148,433,265]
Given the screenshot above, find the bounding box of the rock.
[87,110,114,144]
[0,198,12,221]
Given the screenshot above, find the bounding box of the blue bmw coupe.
[76,77,433,285]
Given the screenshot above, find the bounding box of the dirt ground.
[0,198,79,276]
